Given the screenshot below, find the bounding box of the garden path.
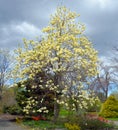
[113,121,118,126]
[0,120,27,130]
[0,114,27,130]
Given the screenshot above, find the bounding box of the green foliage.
[59,107,73,117]
[65,123,81,130]
[15,85,27,111]
[81,119,113,130]
[22,111,115,130]
[3,104,22,115]
[110,90,118,100]
[66,115,114,130]
[99,95,118,118]
[107,118,118,121]
[23,120,64,129]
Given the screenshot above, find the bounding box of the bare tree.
[89,62,114,102]
[0,49,11,98]
[111,47,118,81]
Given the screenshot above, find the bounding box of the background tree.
[111,47,118,82]
[14,6,98,121]
[88,62,114,102]
[110,90,118,100]
[99,95,118,118]
[0,49,12,99]
[0,86,17,113]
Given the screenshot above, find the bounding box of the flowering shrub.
[32,115,46,121]
[66,114,114,130]
[97,116,108,123]
[65,123,81,130]
[86,97,101,112]
[86,113,108,123]
[86,112,98,119]
[82,118,113,130]
[16,79,55,116]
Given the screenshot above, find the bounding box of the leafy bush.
[66,115,114,130]
[99,95,118,118]
[65,123,81,130]
[82,118,113,130]
[3,104,22,115]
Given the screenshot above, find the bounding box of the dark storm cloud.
[0,0,58,26]
[0,0,118,57]
[0,0,55,49]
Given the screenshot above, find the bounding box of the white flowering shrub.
[16,78,55,116]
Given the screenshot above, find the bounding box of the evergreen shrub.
[99,95,118,118]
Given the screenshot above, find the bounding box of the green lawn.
[107,118,118,121]
[59,108,73,117]
[23,120,64,130]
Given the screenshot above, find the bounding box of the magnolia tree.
[14,7,98,121]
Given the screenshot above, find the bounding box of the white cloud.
[11,22,42,37]
[99,56,111,65]
[0,22,42,48]
[1,22,42,38]
[88,0,115,9]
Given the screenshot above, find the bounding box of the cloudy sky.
[0,0,118,58]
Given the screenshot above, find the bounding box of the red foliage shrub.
[32,115,46,121]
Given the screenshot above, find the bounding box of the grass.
[59,108,69,116]
[23,120,64,130]
[21,109,118,130]
[59,108,73,117]
[107,118,118,121]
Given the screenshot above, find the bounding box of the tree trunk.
[53,101,60,123]
[53,74,61,123]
